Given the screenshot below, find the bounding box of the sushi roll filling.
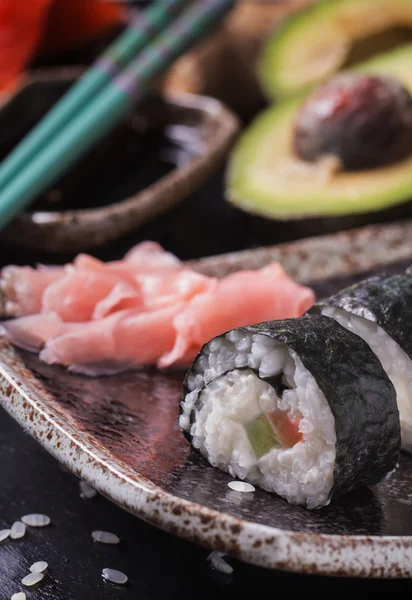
[198,368,303,459]
[191,366,303,456]
[181,331,337,508]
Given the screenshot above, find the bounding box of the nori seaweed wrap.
[179,315,400,509]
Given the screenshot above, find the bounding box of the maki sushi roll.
[312,273,412,453]
[179,315,400,509]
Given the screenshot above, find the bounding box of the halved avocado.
[228,44,412,220]
[259,0,412,100]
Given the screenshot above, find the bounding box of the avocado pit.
[293,73,412,171]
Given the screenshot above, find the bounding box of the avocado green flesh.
[344,28,412,69]
[353,42,412,83]
[228,44,412,220]
[259,0,412,99]
[244,413,282,459]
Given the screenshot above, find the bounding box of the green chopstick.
[0,0,190,194]
[0,0,234,232]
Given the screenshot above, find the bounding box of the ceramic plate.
[2,220,412,578]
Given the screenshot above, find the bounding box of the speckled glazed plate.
[2,221,412,578]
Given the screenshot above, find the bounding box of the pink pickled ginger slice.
[2,312,68,352]
[0,242,180,319]
[42,267,141,322]
[158,263,315,368]
[124,241,181,267]
[0,265,63,316]
[138,269,216,310]
[39,304,184,376]
[92,281,143,320]
[109,241,181,278]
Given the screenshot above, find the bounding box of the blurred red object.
[0,0,125,94]
[0,0,53,93]
[39,0,125,55]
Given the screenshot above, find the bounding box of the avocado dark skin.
[294,73,412,171]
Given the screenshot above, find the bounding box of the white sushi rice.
[30,561,48,574]
[79,481,97,500]
[321,306,412,452]
[228,481,255,493]
[0,529,11,542]
[10,522,26,540]
[92,530,120,545]
[102,568,128,585]
[207,551,233,575]
[180,332,336,508]
[21,514,50,527]
[22,572,44,587]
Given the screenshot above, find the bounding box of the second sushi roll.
[311,272,412,453]
[180,315,400,509]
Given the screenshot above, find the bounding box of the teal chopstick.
[0,0,234,232]
[0,0,190,194]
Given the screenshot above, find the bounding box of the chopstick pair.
[0,0,234,232]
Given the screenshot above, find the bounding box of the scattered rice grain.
[0,529,11,542]
[11,593,26,600]
[92,530,120,545]
[30,561,48,574]
[228,481,255,493]
[21,514,50,527]
[22,572,44,587]
[102,568,128,585]
[10,522,26,540]
[207,551,233,575]
[79,481,97,500]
